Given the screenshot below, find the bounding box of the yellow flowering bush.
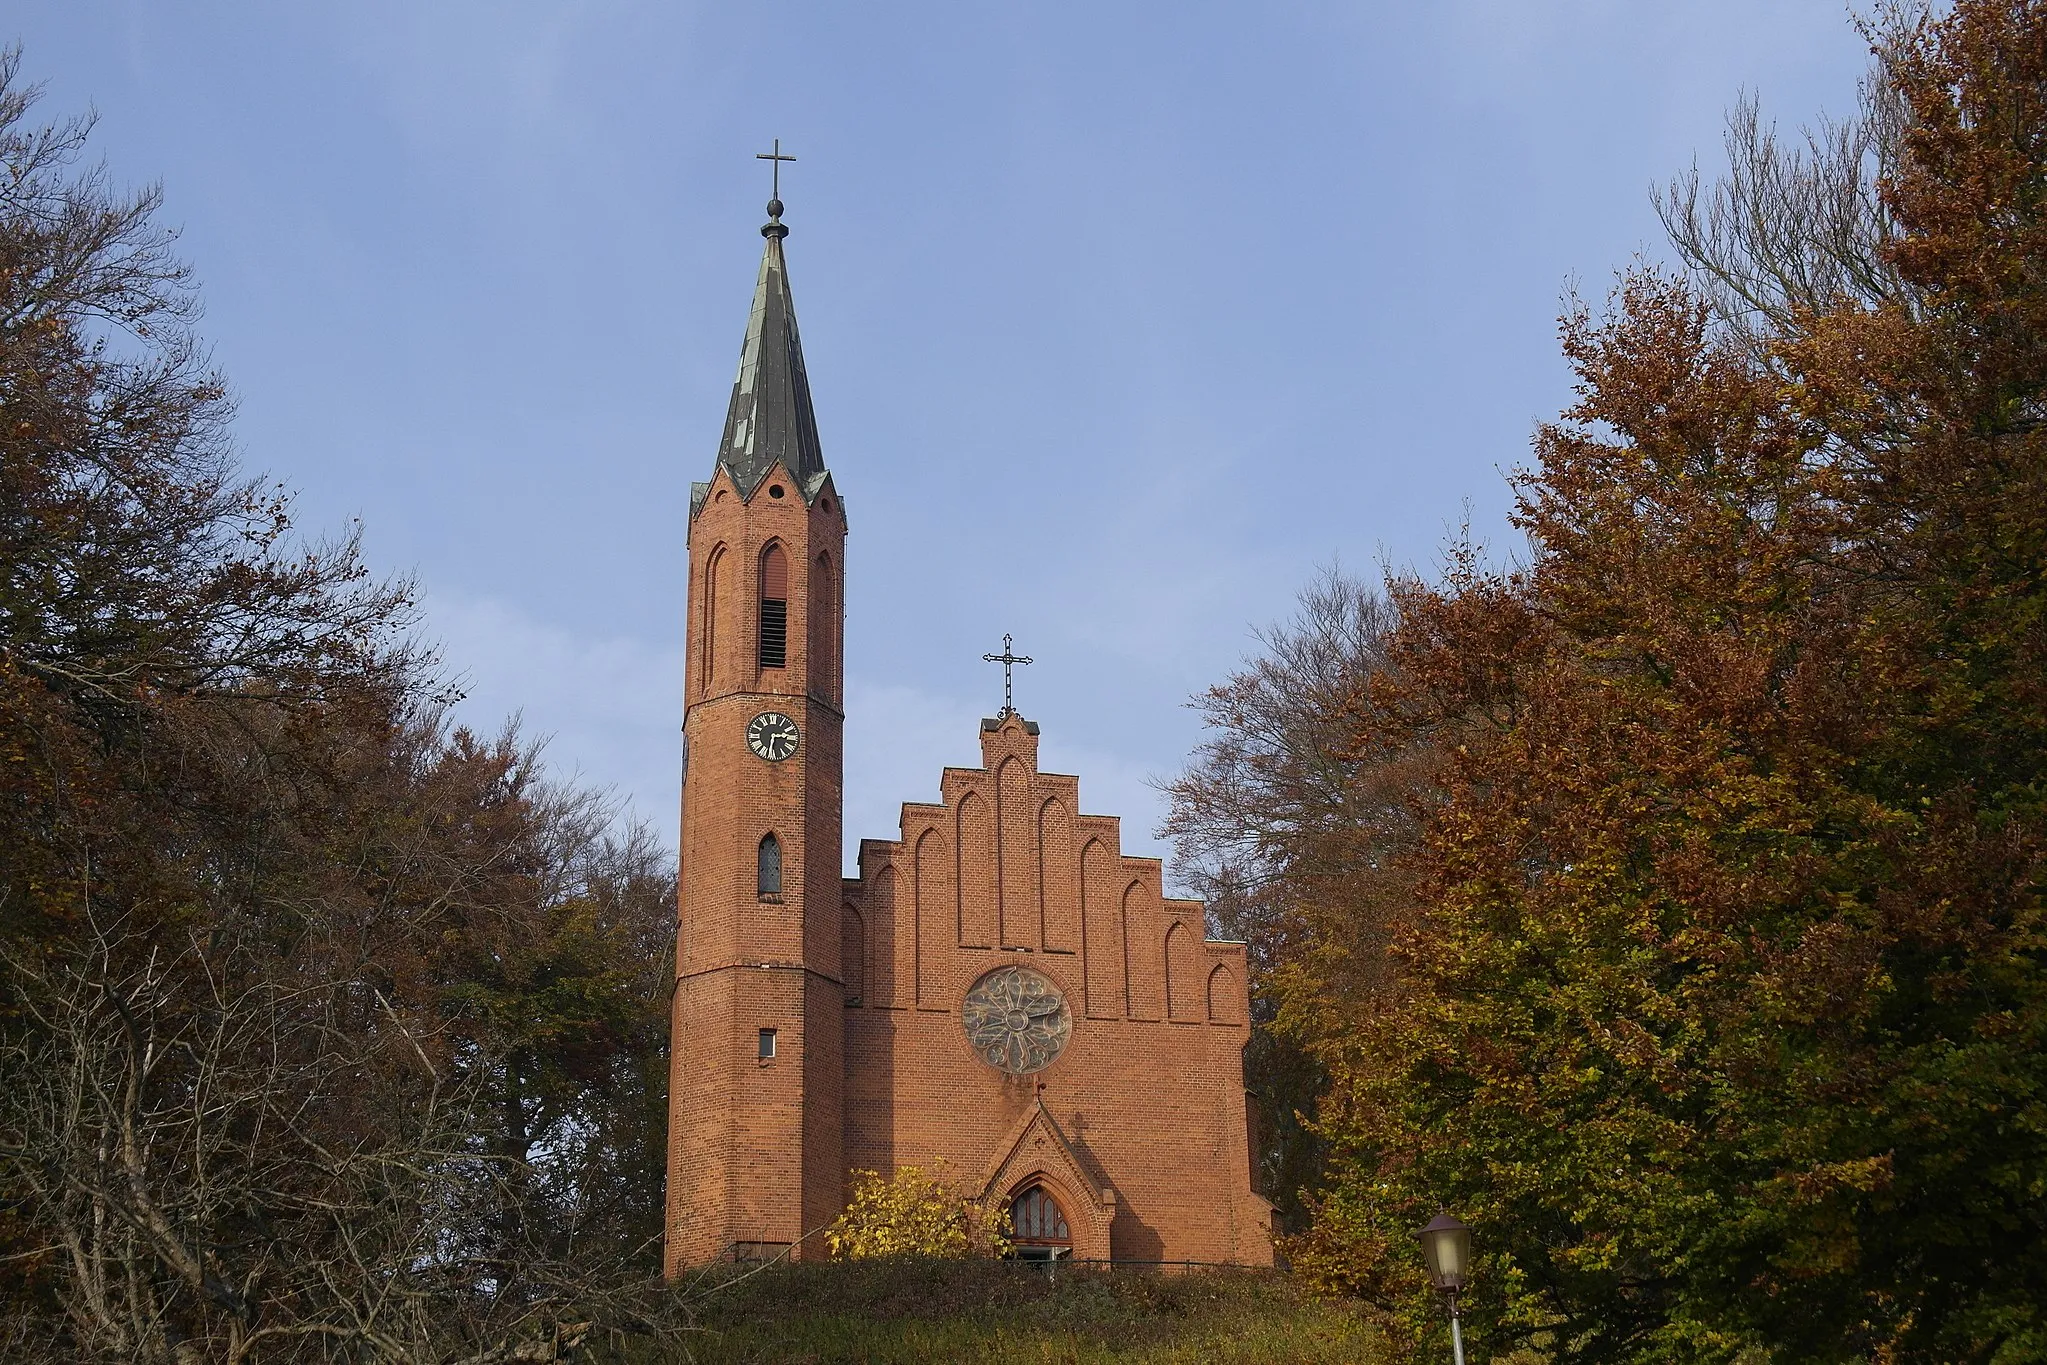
[823,1164,1012,1260]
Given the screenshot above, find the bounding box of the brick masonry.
[665,455,1274,1273]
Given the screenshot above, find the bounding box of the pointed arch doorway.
[1007,1182,1073,1262]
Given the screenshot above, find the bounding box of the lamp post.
[1418,1211,1472,1365]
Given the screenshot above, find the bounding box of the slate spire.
[705,197,828,505]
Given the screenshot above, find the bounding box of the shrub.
[823,1165,1012,1260]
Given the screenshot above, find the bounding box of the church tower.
[667,192,847,1271]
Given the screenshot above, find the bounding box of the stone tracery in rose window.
[961,966,1073,1074]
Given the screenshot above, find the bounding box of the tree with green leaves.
[1177,4,2047,1359]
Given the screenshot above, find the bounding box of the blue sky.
[13,2,1872,877]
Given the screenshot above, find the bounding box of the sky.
[12,2,1874,880]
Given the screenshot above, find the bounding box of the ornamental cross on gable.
[982,634,1033,719]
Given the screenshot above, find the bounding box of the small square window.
[757,1028,778,1060]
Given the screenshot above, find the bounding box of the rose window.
[961,966,1072,1074]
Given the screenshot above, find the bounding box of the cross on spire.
[982,634,1033,719]
[756,138,796,204]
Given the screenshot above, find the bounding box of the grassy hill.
[629,1259,1390,1364]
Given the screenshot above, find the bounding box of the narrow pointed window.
[757,832,783,900]
[759,544,789,669]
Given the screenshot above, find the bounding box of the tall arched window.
[757,833,782,900]
[758,543,789,669]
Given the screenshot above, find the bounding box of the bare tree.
[1164,567,1409,976]
[1657,39,1920,355]
[0,915,634,1363]
[1161,568,1416,1230]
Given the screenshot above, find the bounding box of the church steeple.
[698,197,828,510]
[668,181,848,1273]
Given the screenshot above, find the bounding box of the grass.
[612,1258,1390,1364]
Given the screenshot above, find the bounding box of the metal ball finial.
[756,140,796,239]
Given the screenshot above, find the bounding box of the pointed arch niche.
[1122,880,1161,1020]
[914,827,948,1009]
[1207,962,1243,1025]
[841,903,865,1005]
[957,792,995,948]
[1038,797,1078,954]
[698,543,727,692]
[997,757,1033,949]
[810,549,838,702]
[1081,841,1122,1018]
[1166,921,1200,1021]
[869,864,899,1008]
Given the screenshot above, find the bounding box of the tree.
[389,722,675,1272]
[1212,4,2047,1360]
[1657,61,1916,355]
[3,918,511,1364]
[1162,569,1407,1231]
[0,47,677,1359]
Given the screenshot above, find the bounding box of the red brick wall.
[840,717,1273,1266]
[666,465,1271,1272]
[667,460,847,1273]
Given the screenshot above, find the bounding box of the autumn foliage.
[0,50,672,1362]
[823,1166,1014,1262]
[1173,4,2047,1360]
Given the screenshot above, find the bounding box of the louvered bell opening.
[759,544,790,669]
[758,599,788,668]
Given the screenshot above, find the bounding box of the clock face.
[746,711,800,762]
[962,966,1072,1075]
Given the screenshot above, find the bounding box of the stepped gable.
[841,713,1245,1029]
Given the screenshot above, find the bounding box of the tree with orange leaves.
[0,49,676,1358]
[1177,4,2047,1360]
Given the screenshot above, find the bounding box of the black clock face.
[746,711,800,762]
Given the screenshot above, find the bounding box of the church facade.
[664,197,1273,1273]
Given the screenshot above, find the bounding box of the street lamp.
[1418,1211,1472,1365]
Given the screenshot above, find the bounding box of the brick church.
[664,194,1274,1272]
